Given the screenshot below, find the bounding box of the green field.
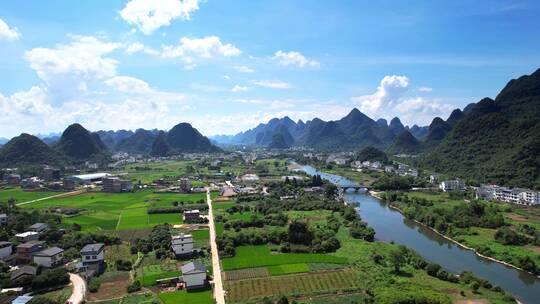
[21,190,205,231]
[159,290,213,304]
[138,264,181,287]
[0,187,61,203]
[221,245,348,270]
[267,263,310,276]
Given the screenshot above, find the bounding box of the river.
[299,165,540,304]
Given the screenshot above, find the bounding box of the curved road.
[206,188,225,304]
[67,273,86,304]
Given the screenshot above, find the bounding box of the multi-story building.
[15,232,39,243]
[80,243,105,270]
[439,180,465,192]
[171,234,194,257]
[102,177,133,193]
[0,241,12,259]
[181,261,207,290]
[179,178,192,193]
[183,210,201,222]
[33,247,64,268]
[16,241,46,264]
[477,185,540,206]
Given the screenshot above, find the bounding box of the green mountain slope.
[388,130,423,154]
[0,134,65,167]
[166,123,221,153]
[55,123,107,160]
[422,68,540,189]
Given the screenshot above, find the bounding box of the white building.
[171,234,194,257]
[477,185,540,206]
[439,180,465,192]
[15,232,39,242]
[181,261,207,290]
[33,247,64,268]
[81,243,105,269]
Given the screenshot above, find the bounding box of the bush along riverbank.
[380,191,540,278]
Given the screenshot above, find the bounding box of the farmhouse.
[80,243,105,271]
[181,261,207,290]
[179,178,192,193]
[183,210,201,222]
[16,241,46,264]
[0,214,7,226]
[33,247,64,268]
[15,232,39,243]
[476,184,540,206]
[171,234,194,257]
[10,266,37,283]
[29,223,48,234]
[67,173,112,185]
[0,241,12,259]
[102,177,133,193]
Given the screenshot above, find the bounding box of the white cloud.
[126,42,159,55]
[25,35,121,83]
[231,85,249,93]
[233,65,254,73]
[351,75,452,125]
[120,0,200,35]
[418,86,433,92]
[272,50,320,68]
[162,36,241,65]
[252,80,290,89]
[105,76,151,93]
[0,18,20,40]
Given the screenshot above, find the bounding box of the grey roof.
[0,214,7,218]
[181,261,206,274]
[80,243,104,255]
[35,247,63,257]
[10,266,37,280]
[29,223,47,229]
[16,241,45,249]
[0,241,11,246]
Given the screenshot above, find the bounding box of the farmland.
[0,187,61,203]
[225,269,359,302]
[18,189,209,231]
[158,290,214,304]
[221,245,348,270]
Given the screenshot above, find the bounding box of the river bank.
[368,190,540,280]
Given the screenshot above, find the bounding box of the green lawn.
[221,245,348,270]
[267,263,310,276]
[192,230,210,247]
[159,290,213,304]
[0,187,61,203]
[22,190,203,231]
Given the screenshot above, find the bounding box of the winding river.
[299,165,540,304]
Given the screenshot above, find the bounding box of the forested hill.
[421,68,540,189]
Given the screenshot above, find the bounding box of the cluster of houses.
[476,185,540,206]
[0,218,107,291]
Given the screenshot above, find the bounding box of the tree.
[288,221,313,245]
[277,295,289,304]
[388,247,406,273]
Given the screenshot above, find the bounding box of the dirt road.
[207,188,225,304]
[67,273,86,304]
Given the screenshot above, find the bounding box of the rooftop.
[81,243,105,254]
[181,261,206,275]
[70,173,111,181]
[35,247,64,257]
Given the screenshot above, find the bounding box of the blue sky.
[0,0,539,137]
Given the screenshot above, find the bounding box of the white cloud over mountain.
[120,0,200,35]
[351,75,453,125]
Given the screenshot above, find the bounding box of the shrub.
[89,278,100,293]
[127,280,141,293]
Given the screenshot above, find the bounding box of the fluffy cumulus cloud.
[351,75,452,125]
[0,18,20,40]
[162,36,241,68]
[272,50,320,68]
[120,0,200,35]
[25,35,121,83]
[252,80,290,89]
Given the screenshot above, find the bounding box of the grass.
[267,263,310,276]
[22,189,204,231]
[159,290,213,304]
[30,287,71,303]
[221,245,348,270]
[96,292,160,304]
[138,264,182,287]
[191,229,210,247]
[0,187,61,203]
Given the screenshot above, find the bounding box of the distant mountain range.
[0,122,220,168]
